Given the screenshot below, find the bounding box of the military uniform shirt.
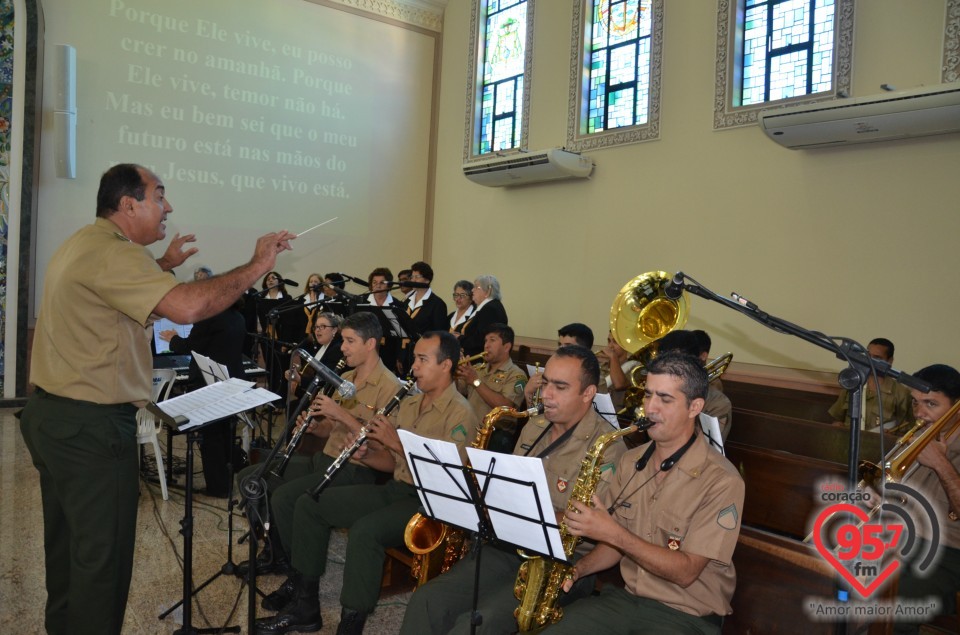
[602,433,744,617]
[515,408,626,513]
[31,217,179,405]
[391,381,479,485]
[322,359,401,462]
[465,359,527,421]
[905,429,960,549]
[828,377,913,430]
[703,386,732,440]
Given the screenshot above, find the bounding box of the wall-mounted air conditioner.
[462,148,594,187]
[758,84,960,149]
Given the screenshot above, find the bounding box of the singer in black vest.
[459,274,508,357]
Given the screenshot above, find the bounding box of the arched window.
[566,0,663,151]
[464,0,535,159]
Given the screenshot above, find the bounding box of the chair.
[137,369,177,500]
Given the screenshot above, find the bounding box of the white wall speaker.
[54,111,76,180]
[53,44,77,179]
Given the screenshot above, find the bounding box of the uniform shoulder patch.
[717,504,739,530]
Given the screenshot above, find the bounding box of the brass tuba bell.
[610,272,690,416]
[609,271,689,355]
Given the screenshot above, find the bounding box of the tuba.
[610,272,689,417]
[514,411,653,631]
[404,403,544,586]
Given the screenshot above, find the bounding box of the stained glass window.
[478,0,528,155]
[740,0,835,106]
[585,0,653,134]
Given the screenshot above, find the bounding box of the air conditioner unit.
[462,148,594,187]
[758,84,960,149]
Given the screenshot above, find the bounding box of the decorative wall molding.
[945,0,960,83]
[713,0,854,130]
[322,0,446,32]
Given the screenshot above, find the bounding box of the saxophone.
[513,413,651,632]
[404,403,544,586]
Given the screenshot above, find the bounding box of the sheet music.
[191,351,230,385]
[592,393,619,427]
[699,413,724,455]
[525,364,542,378]
[398,430,481,533]
[157,377,280,429]
[467,448,567,560]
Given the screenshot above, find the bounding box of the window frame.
[566,0,664,151]
[462,0,536,162]
[713,0,854,130]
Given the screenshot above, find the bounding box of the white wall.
[33,0,438,306]
[428,0,960,375]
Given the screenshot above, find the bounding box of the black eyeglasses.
[452,293,469,299]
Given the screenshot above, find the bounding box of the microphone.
[282,278,299,288]
[337,273,369,286]
[664,272,685,300]
[390,280,430,289]
[296,348,356,398]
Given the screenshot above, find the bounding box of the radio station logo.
[805,480,944,622]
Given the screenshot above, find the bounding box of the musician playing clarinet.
[235,311,400,577]
[255,331,478,635]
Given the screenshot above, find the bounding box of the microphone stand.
[669,272,930,634]
[238,373,324,635]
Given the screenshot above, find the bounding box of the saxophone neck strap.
[635,429,698,473]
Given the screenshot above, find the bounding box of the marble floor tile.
[0,409,416,634]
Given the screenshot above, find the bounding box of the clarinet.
[308,379,414,500]
[270,359,347,479]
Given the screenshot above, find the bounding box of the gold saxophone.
[404,403,544,587]
[513,414,650,632]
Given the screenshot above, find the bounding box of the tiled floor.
[0,408,412,634]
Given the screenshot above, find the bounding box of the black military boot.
[236,531,291,577]
[335,607,367,635]
[254,575,321,634]
[261,575,297,611]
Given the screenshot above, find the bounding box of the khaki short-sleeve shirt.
[31,218,179,404]
[514,408,627,513]
[603,434,744,617]
[322,360,401,460]
[465,359,527,421]
[392,382,479,485]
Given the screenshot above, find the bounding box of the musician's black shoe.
[261,575,297,611]
[254,576,321,635]
[335,608,367,635]
[236,544,290,577]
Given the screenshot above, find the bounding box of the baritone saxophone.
[404,403,544,586]
[513,413,651,632]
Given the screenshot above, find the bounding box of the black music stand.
[237,374,325,634]
[400,431,565,635]
[150,409,241,634]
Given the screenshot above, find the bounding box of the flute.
[308,379,414,500]
[270,359,347,479]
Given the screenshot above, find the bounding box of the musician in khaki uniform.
[255,331,478,635]
[236,312,401,577]
[18,163,294,635]
[400,345,627,635]
[828,338,913,431]
[458,323,527,452]
[894,364,960,634]
[548,353,744,634]
[658,330,734,441]
[458,323,527,418]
